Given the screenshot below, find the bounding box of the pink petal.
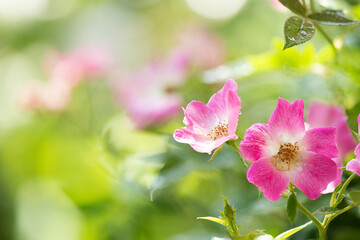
[346,158,360,176]
[355,144,360,159]
[247,157,290,201]
[307,102,356,158]
[358,114,360,134]
[207,79,241,134]
[303,127,338,159]
[173,128,236,154]
[322,167,342,194]
[336,118,357,158]
[307,102,344,128]
[184,101,219,131]
[291,151,337,200]
[240,123,276,162]
[268,98,305,141]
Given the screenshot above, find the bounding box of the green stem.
[296,200,324,238]
[333,173,357,207]
[309,0,315,12]
[312,22,337,54]
[323,203,360,231]
[301,0,308,14]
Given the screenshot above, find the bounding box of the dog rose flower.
[173,79,241,154]
[307,102,357,193]
[240,98,338,201]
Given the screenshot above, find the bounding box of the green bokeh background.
[1,0,360,239]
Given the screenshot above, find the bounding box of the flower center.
[207,121,229,140]
[271,142,299,171]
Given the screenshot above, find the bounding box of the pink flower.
[18,83,44,110]
[346,114,360,176]
[173,79,241,154]
[176,25,225,70]
[307,102,357,193]
[46,47,111,88]
[240,98,338,201]
[18,80,71,112]
[116,51,189,129]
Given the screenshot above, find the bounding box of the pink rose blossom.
[18,80,71,112]
[240,98,338,201]
[346,114,360,176]
[18,83,44,110]
[46,47,111,88]
[173,79,241,154]
[307,102,357,193]
[176,25,225,70]
[116,51,189,129]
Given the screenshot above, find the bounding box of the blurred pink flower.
[116,51,189,129]
[176,25,225,70]
[18,83,44,110]
[18,81,71,112]
[270,0,289,12]
[47,47,111,88]
[307,102,357,193]
[346,114,360,176]
[240,98,338,201]
[173,79,241,154]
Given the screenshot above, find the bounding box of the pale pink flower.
[176,25,225,70]
[18,83,44,110]
[18,80,71,112]
[47,47,111,88]
[41,81,72,112]
[307,102,357,193]
[116,51,189,129]
[173,79,241,154]
[240,98,338,201]
[346,114,360,176]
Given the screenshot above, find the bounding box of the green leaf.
[313,207,341,215]
[275,221,312,240]
[287,192,298,225]
[283,16,315,50]
[308,10,360,25]
[349,191,360,203]
[352,130,360,142]
[223,196,236,223]
[279,0,306,16]
[197,216,227,226]
[208,144,224,161]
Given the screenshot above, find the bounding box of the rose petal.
[307,102,356,158]
[307,102,345,128]
[174,127,237,154]
[240,123,277,162]
[247,157,290,201]
[291,151,337,200]
[346,158,360,176]
[336,118,357,158]
[355,144,360,159]
[206,79,241,134]
[322,167,342,194]
[268,98,305,142]
[184,100,219,130]
[303,127,338,159]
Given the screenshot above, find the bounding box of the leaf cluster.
[279,0,360,50]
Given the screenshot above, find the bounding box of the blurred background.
[1,0,360,239]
